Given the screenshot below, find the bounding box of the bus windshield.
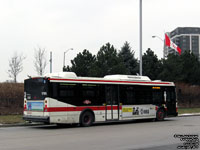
[24,78,48,100]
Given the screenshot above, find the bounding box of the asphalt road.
[0,116,199,150]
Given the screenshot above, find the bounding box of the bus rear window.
[24,78,48,100]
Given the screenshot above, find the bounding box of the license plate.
[27,111,32,114]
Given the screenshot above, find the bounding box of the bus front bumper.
[23,115,50,123]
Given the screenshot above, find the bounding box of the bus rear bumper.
[23,115,50,123]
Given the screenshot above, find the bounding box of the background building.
[164,27,200,60]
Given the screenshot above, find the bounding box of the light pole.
[139,0,142,76]
[152,35,164,42]
[63,48,73,71]
[152,35,166,58]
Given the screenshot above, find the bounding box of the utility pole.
[139,0,143,76]
[63,48,73,71]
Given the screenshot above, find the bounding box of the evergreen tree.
[158,54,181,82]
[119,41,138,75]
[179,51,200,84]
[94,43,126,77]
[142,48,162,80]
[159,51,200,85]
[68,49,96,76]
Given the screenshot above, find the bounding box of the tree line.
[65,42,200,85]
[7,41,200,85]
[7,47,47,83]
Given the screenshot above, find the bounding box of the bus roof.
[42,72,175,86]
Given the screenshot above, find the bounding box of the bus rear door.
[105,85,120,121]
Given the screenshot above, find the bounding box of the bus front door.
[165,88,177,116]
[105,85,119,121]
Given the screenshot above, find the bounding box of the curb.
[0,123,42,128]
[178,113,200,117]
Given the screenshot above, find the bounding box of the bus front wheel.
[80,111,94,127]
[156,109,165,121]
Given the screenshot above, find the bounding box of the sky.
[0,0,199,82]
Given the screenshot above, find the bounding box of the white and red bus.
[23,72,178,126]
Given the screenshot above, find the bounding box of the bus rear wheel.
[156,109,165,121]
[80,111,94,127]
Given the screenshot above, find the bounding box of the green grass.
[178,108,200,114]
[0,115,25,124]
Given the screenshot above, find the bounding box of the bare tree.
[34,47,47,76]
[8,52,25,83]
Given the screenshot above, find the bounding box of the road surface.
[0,116,199,150]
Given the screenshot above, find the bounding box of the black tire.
[80,111,94,127]
[156,109,165,121]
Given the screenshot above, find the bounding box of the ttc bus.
[23,72,178,126]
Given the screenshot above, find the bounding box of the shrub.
[0,83,24,115]
[176,83,200,108]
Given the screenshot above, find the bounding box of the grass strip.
[178,108,200,114]
[0,115,25,124]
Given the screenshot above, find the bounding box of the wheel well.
[157,107,166,113]
[79,109,95,123]
[159,107,167,115]
[156,107,166,119]
[157,106,165,112]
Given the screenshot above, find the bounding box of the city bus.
[23,72,178,126]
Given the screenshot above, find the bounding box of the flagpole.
[139,0,142,76]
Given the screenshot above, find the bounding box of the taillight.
[44,100,48,112]
[164,107,168,111]
[155,106,158,111]
[24,100,27,111]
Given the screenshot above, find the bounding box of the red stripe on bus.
[46,106,122,112]
[49,78,170,85]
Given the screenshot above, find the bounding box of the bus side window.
[120,85,135,105]
[105,86,112,105]
[81,84,95,102]
[135,86,152,104]
[59,84,75,98]
[60,89,74,97]
[81,84,104,106]
[152,90,163,104]
[126,86,135,104]
[52,83,58,98]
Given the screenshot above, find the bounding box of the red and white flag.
[165,34,181,55]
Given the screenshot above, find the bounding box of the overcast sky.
[0,0,199,82]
